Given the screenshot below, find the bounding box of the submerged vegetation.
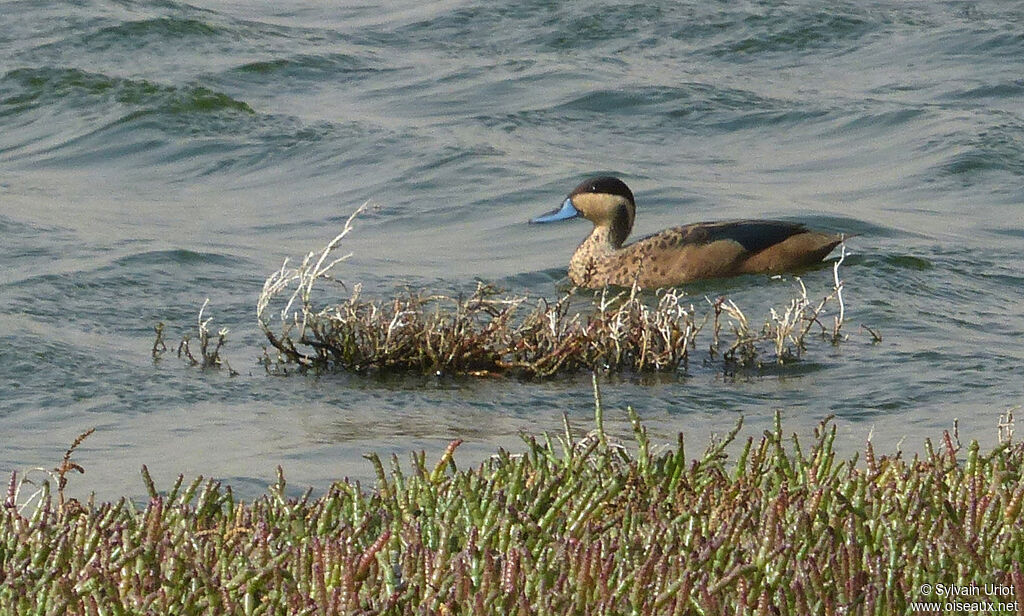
[250,205,864,378]
[4,388,1023,614]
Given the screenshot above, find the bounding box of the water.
[2,0,1022,500]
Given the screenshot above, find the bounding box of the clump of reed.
[4,388,1023,614]
[155,298,238,376]
[255,206,860,378]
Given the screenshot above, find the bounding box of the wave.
[1,66,253,116]
[937,120,1024,182]
[0,66,369,177]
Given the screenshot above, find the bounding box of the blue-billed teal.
[531,176,845,289]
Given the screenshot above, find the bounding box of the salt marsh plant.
[156,298,238,375]
[254,208,858,378]
[4,384,1024,615]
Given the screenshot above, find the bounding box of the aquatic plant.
[156,298,238,375]
[254,207,858,378]
[4,385,1023,614]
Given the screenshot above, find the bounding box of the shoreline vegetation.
[4,383,1022,614]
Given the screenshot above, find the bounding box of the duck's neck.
[595,222,629,249]
[582,226,621,253]
[569,225,623,284]
[609,206,632,248]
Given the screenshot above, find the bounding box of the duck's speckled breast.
[570,230,745,288]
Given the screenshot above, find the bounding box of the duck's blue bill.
[530,197,579,224]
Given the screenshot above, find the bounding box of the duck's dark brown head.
[531,176,637,248]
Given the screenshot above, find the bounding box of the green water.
[1,0,1022,499]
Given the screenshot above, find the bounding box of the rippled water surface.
[2,0,1022,499]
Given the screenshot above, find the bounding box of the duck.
[530,176,845,289]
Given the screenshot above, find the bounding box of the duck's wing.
[646,220,811,254]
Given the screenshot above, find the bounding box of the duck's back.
[645,220,811,252]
